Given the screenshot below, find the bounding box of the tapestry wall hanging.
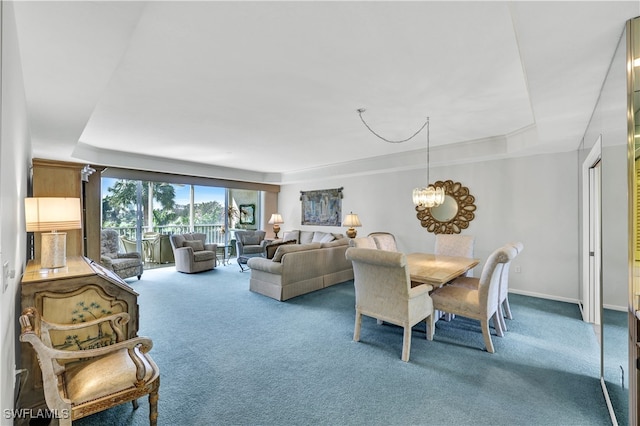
[300,187,343,226]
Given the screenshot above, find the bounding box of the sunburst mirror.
[415,180,476,234]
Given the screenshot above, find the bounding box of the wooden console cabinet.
[18,256,139,413]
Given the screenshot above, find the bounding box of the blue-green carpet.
[73,262,612,426]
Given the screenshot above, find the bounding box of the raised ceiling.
[13,1,639,184]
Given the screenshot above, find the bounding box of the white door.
[581,136,602,324]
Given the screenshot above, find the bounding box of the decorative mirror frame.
[415,180,476,234]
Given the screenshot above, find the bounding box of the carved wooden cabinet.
[18,256,139,413]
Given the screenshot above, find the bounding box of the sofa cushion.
[272,242,322,262]
[282,231,299,243]
[299,231,314,244]
[266,240,297,259]
[183,240,204,251]
[321,238,349,248]
[312,232,335,243]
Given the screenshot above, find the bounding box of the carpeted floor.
[73,261,613,426]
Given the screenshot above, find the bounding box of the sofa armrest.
[204,243,217,251]
[247,257,283,274]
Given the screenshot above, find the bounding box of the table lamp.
[343,212,362,238]
[268,213,284,239]
[25,197,82,269]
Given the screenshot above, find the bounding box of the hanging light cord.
[357,108,429,144]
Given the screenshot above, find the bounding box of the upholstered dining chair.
[348,232,398,251]
[429,244,517,353]
[434,234,475,276]
[450,242,524,334]
[19,307,160,426]
[345,247,434,362]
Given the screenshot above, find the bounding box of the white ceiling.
[12,1,639,184]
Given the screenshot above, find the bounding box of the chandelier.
[357,109,444,208]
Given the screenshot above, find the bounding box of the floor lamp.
[25,197,82,269]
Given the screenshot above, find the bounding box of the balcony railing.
[106,224,241,245]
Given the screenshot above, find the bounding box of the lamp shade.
[268,213,284,224]
[25,197,82,232]
[343,212,362,228]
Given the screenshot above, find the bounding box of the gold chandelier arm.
[357,108,428,144]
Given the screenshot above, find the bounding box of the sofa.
[169,232,217,273]
[247,230,353,301]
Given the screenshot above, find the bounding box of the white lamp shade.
[25,197,82,232]
[268,213,284,224]
[343,213,362,227]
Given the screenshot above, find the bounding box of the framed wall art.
[239,204,256,225]
[300,187,343,226]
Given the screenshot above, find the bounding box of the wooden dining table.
[406,252,479,290]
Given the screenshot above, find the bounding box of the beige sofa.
[247,231,353,301]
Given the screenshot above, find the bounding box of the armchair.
[345,247,434,362]
[100,229,144,280]
[19,307,160,426]
[169,232,217,273]
[235,230,268,258]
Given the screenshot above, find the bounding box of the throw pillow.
[282,231,299,243]
[183,240,205,251]
[299,231,314,244]
[265,239,296,259]
[312,232,335,243]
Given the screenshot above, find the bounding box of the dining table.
[406,252,479,291]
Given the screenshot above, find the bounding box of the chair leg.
[401,326,411,362]
[498,309,507,332]
[353,311,362,342]
[492,312,504,338]
[503,298,513,320]
[149,389,159,426]
[132,398,139,409]
[481,320,495,353]
[425,315,434,341]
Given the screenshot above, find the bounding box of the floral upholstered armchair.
[100,229,144,281]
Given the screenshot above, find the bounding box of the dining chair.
[448,242,524,334]
[429,244,517,353]
[433,234,476,321]
[345,247,434,362]
[434,234,475,276]
[368,232,398,252]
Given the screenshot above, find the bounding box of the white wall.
[0,2,31,422]
[278,150,579,302]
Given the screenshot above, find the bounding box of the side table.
[216,245,232,266]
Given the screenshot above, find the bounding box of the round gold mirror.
[415,180,476,234]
